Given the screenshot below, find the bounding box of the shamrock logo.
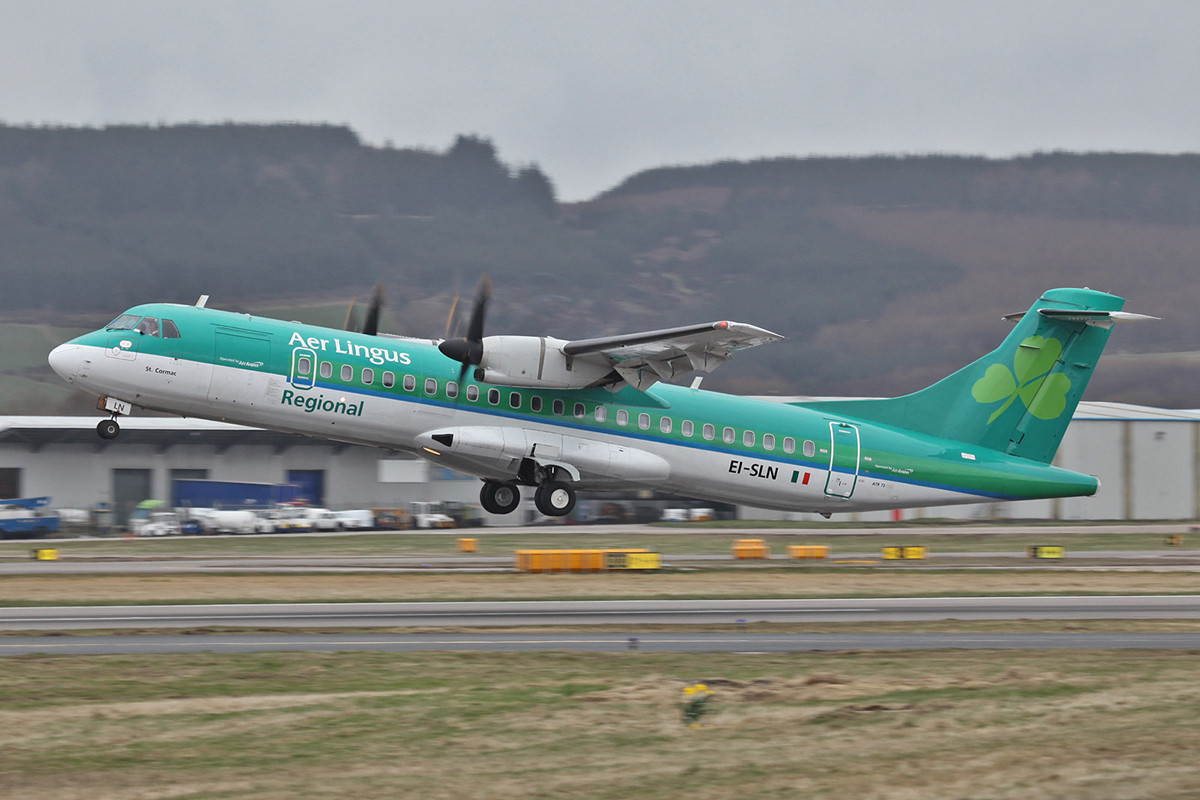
[971,336,1072,424]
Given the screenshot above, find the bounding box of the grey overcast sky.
[1,0,1197,200]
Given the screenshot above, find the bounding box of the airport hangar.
[0,401,1197,526]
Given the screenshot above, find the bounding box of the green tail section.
[797,288,1125,463]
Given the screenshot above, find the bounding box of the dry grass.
[2,649,1200,799]
[3,569,1200,605]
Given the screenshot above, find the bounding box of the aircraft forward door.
[289,346,317,390]
[824,422,860,498]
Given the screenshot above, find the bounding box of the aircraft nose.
[48,343,83,382]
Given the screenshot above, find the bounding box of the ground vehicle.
[188,508,257,534]
[333,509,375,530]
[0,497,59,539]
[138,511,182,536]
[300,508,340,531]
[372,508,413,530]
[254,506,309,533]
[412,501,455,529]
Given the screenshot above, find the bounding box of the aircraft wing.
[562,321,783,391]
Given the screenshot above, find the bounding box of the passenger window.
[682,420,694,437]
[382,371,395,388]
[297,357,312,376]
[574,403,585,419]
[425,378,437,395]
[510,392,521,409]
[803,440,816,457]
[362,368,374,385]
[531,396,543,412]
[743,430,755,448]
[403,375,416,391]
[447,381,458,399]
[320,361,333,379]
[488,388,500,405]
[702,423,715,440]
[617,410,629,426]
[341,364,353,382]
[660,417,672,434]
[467,385,479,402]
[161,319,181,338]
[595,407,607,423]
[553,399,565,415]
[763,433,775,451]
[723,427,735,444]
[784,437,796,454]
[638,413,650,430]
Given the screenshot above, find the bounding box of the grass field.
[5,529,1200,797]
[2,647,1200,799]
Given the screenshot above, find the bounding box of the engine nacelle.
[475,336,612,389]
[415,425,670,487]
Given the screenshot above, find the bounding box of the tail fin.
[797,288,1150,463]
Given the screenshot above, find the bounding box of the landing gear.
[534,480,576,517]
[480,480,521,515]
[96,418,120,440]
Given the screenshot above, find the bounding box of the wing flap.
[564,321,783,391]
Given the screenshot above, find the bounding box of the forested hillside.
[3,123,1199,412]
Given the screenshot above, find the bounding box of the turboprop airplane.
[48,285,1151,517]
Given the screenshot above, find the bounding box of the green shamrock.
[971,336,1072,424]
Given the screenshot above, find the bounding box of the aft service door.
[824,422,860,498]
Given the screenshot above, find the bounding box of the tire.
[480,481,521,515]
[96,419,120,440]
[534,481,576,517]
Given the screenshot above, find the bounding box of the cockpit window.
[106,314,142,331]
[134,317,160,337]
[161,319,181,338]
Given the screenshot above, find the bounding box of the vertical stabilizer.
[797,288,1138,463]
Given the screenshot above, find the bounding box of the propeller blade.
[438,274,492,370]
[343,300,359,332]
[362,282,385,337]
[466,274,492,344]
[445,294,462,339]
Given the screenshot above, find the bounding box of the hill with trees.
[2,123,1199,412]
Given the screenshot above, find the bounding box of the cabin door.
[824,422,860,498]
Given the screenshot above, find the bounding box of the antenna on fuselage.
[195,295,209,308]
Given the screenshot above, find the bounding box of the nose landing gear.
[94,396,131,440]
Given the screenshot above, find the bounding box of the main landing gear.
[479,465,578,518]
[480,480,521,515]
[534,480,576,516]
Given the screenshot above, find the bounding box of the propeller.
[343,282,386,336]
[438,274,493,382]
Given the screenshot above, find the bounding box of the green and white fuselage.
[48,288,1139,515]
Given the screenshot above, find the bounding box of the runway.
[3,595,1200,655]
[3,630,1200,656]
